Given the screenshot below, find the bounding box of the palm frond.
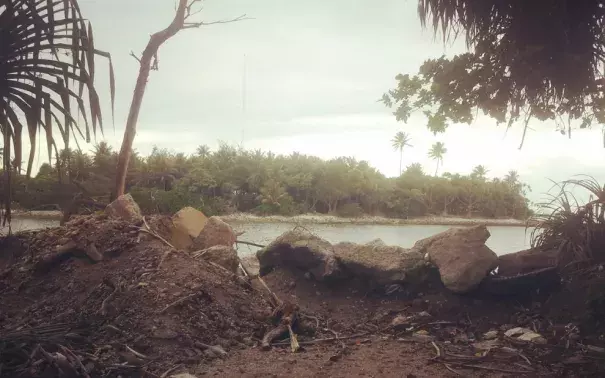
[0,0,115,225]
[530,176,605,268]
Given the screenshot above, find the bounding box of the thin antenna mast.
[241,54,247,146]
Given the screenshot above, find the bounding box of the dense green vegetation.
[7,142,532,219]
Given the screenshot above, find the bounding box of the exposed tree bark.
[114,0,188,197]
[114,0,247,197]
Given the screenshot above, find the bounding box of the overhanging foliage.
[0,0,114,225]
[384,1,605,147]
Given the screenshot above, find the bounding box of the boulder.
[192,216,236,250]
[105,193,143,223]
[495,247,559,276]
[197,245,239,273]
[333,239,428,285]
[411,225,498,293]
[256,229,340,280]
[171,207,209,250]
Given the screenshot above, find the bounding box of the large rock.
[256,229,340,280]
[197,245,239,273]
[411,225,498,293]
[333,239,428,285]
[192,216,236,250]
[495,247,559,276]
[105,193,143,223]
[171,207,208,250]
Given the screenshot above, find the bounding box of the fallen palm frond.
[530,175,605,267]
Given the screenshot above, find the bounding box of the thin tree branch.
[129,51,142,64]
[183,15,251,29]
[185,0,204,19]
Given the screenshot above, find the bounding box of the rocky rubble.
[256,224,501,293]
[410,224,498,292]
[104,193,143,224]
[170,206,209,250]
[333,239,428,285]
[256,228,341,280]
[192,216,237,251]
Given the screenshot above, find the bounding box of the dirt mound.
[2,216,605,377]
[0,214,274,377]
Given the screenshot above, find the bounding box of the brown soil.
[1,215,604,377]
[0,214,273,377]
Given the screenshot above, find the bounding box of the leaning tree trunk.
[114,0,191,198]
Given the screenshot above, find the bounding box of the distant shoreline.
[221,213,530,227]
[11,210,531,227]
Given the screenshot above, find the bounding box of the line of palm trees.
[391,132,522,186]
[391,131,447,176]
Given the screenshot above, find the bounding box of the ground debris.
[0,213,274,377]
[3,218,605,377]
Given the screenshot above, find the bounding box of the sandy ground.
[11,210,528,227]
[222,213,528,227]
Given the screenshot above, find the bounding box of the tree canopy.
[383,1,605,147]
[12,144,532,221]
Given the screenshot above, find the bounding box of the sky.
[41,0,605,203]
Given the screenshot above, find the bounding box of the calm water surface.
[232,222,532,257]
[2,218,532,257]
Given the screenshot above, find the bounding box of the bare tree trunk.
[114,0,191,197]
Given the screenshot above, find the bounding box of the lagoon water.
[232,222,532,257]
[4,217,532,257]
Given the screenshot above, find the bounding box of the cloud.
[12,0,599,210]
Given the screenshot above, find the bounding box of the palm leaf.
[0,0,115,225]
[530,176,605,267]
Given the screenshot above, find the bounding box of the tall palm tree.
[0,1,114,223]
[391,131,413,175]
[504,170,520,187]
[428,142,447,176]
[196,144,211,158]
[471,165,489,180]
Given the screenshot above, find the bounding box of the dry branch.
[271,332,371,346]
[236,240,265,248]
[114,0,248,196]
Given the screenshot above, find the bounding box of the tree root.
[261,324,289,350]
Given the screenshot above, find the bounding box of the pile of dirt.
[1,215,605,377]
[0,214,274,377]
